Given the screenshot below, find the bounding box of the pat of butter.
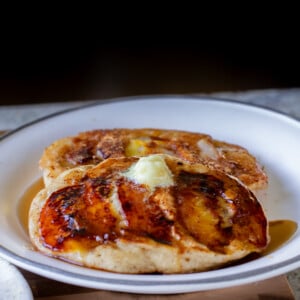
[123,155,174,191]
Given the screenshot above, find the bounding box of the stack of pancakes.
[29,128,269,273]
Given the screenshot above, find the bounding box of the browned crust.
[39,128,268,194]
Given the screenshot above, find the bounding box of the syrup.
[263,219,298,255]
[18,177,44,233]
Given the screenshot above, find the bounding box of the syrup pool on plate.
[18,178,44,232]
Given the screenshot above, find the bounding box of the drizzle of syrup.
[18,179,298,257]
[263,219,298,255]
[18,177,44,233]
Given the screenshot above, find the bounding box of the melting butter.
[123,155,174,191]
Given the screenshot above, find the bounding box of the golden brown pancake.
[29,154,268,274]
[39,128,268,200]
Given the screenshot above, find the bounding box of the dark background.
[1,39,299,105]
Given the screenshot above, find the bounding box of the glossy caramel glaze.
[38,156,268,254]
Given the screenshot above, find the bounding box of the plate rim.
[1,242,300,293]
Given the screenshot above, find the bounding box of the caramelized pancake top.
[40,128,268,193]
[37,155,268,256]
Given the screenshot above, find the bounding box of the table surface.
[1,89,300,299]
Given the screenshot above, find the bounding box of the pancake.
[29,154,268,274]
[39,128,268,200]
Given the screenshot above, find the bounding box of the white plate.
[0,257,33,300]
[0,96,300,294]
